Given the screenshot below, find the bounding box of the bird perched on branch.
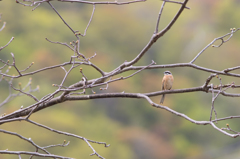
[160,70,174,104]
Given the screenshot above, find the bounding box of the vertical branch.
[81,4,95,36]
[155,1,166,34]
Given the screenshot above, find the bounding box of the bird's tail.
[160,94,165,104]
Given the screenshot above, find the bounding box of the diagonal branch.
[190,28,240,63]
[116,0,189,71]
[161,0,190,9]
[0,150,72,159]
[58,0,146,5]
[0,129,50,154]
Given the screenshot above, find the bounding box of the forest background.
[1,0,240,159]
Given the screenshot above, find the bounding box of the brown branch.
[190,28,240,63]
[120,63,240,78]
[48,2,75,34]
[155,1,166,33]
[45,38,74,51]
[58,0,146,5]
[80,4,95,37]
[116,0,189,71]
[0,61,105,78]
[0,21,6,32]
[10,84,39,102]
[213,116,240,122]
[0,150,72,159]
[0,37,14,51]
[43,140,70,149]
[27,119,109,158]
[162,0,190,9]
[0,129,50,154]
[2,79,239,122]
[10,53,22,76]
[223,66,240,73]
[5,0,240,155]
[2,94,239,139]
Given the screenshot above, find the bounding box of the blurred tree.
[1,0,240,159]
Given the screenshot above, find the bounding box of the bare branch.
[58,0,146,5]
[0,37,14,51]
[0,129,50,154]
[0,150,72,159]
[47,2,76,34]
[116,0,189,70]
[2,1,240,158]
[155,1,166,34]
[27,119,109,157]
[223,65,240,73]
[190,28,240,63]
[81,4,95,37]
[10,83,39,102]
[161,0,190,9]
[45,38,74,51]
[43,140,70,149]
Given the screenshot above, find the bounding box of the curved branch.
[0,150,71,159]
[58,0,146,5]
[1,82,238,122]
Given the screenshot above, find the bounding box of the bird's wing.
[162,79,165,90]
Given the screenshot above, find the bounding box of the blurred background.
[1,0,240,158]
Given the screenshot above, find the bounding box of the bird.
[160,70,174,104]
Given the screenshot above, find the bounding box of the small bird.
[160,71,174,104]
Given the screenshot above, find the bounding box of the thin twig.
[0,37,14,51]
[155,1,166,34]
[81,4,95,36]
[59,0,146,5]
[190,28,240,63]
[161,0,190,9]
